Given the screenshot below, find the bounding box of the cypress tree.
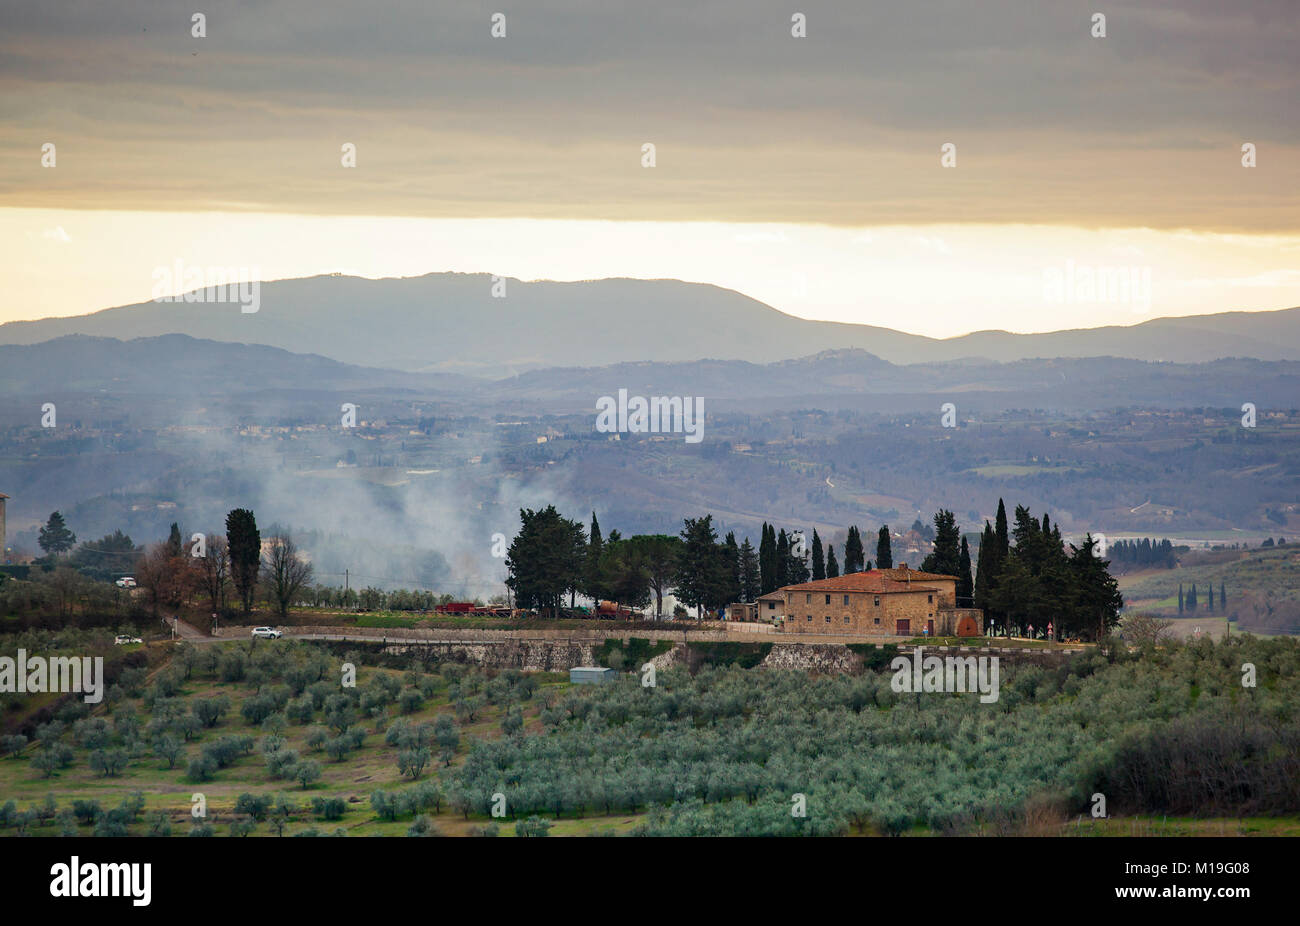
[843,526,865,574]
[786,531,810,585]
[166,522,184,558]
[585,512,604,603]
[758,523,774,596]
[738,537,760,602]
[226,508,261,614]
[995,499,1010,559]
[723,531,742,604]
[826,545,839,578]
[776,530,790,589]
[876,525,893,569]
[973,523,994,613]
[811,529,825,581]
[957,536,973,605]
[1178,583,1184,614]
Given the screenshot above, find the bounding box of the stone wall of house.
[781,587,953,636]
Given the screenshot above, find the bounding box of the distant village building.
[773,565,982,637]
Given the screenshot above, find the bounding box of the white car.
[251,626,283,639]
[114,634,143,645]
[115,577,137,588]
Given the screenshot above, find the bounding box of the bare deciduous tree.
[1120,612,1176,646]
[264,534,313,621]
[196,534,230,615]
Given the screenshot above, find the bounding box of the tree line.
[973,499,1123,640]
[1109,538,1177,570]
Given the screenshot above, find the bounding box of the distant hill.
[3,336,1298,415]
[0,334,469,395]
[1,274,1296,374]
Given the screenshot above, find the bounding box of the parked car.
[115,577,137,588]
[251,626,283,639]
[114,634,143,645]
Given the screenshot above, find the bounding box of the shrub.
[515,816,551,838]
[311,797,346,821]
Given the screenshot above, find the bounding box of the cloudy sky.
[2,0,1298,334]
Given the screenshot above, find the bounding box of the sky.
[2,0,1298,335]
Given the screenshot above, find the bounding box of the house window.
[843,616,850,624]
[825,615,831,623]
[767,601,774,610]
[824,594,831,605]
[842,595,850,606]
[874,618,880,625]
[806,593,811,604]
[928,594,933,603]
[874,596,881,607]
[807,614,813,622]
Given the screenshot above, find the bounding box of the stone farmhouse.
[766,564,983,637]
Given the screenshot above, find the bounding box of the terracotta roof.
[779,569,943,595]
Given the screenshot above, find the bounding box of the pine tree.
[674,515,728,618]
[505,506,586,618]
[811,529,825,581]
[1067,533,1124,640]
[876,525,893,569]
[826,545,839,578]
[37,511,77,556]
[921,510,961,577]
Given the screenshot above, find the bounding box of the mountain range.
[1,274,1297,375]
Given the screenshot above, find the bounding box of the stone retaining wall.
[212,625,1088,674]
